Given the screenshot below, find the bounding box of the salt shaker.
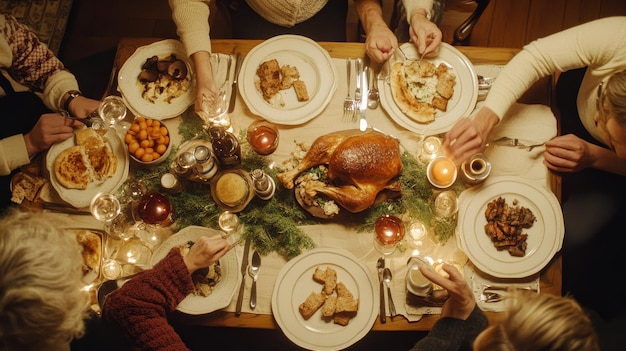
[192,144,218,180]
[160,172,182,193]
[460,153,491,185]
[250,168,275,200]
[171,151,196,177]
[209,126,241,168]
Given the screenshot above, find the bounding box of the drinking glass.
[433,190,458,218]
[99,95,130,134]
[197,53,233,130]
[373,214,405,255]
[90,192,121,222]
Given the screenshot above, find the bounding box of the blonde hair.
[605,69,626,125]
[0,209,89,351]
[473,291,599,351]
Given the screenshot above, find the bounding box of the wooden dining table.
[94,37,563,333]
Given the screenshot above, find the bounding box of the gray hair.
[605,69,626,125]
[0,209,89,351]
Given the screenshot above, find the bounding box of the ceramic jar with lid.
[406,256,433,297]
[459,153,491,185]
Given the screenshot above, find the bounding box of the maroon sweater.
[103,249,195,351]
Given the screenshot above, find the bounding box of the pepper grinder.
[250,168,275,200]
[209,126,241,168]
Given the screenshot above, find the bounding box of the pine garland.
[123,109,459,260]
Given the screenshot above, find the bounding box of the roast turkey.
[277,129,402,213]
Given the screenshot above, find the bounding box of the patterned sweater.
[103,249,196,351]
[0,12,80,175]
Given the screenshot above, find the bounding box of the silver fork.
[343,58,354,120]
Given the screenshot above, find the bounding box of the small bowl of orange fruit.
[124,116,171,166]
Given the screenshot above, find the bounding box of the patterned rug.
[1,0,73,54]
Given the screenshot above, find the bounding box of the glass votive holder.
[247,120,279,155]
[218,211,241,238]
[433,190,459,218]
[427,156,457,188]
[102,258,122,280]
[373,214,405,255]
[419,136,441,162]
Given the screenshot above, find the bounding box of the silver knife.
[353,58,362,121]
[376,256,386,323]
[227,52,242,113]
[359,66,369,131]
[235,236,251,316]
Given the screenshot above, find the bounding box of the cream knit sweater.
[484,16,626,147]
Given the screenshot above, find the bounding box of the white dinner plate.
[456,176,564,278]
[46,128,129,208]
[379,42,478,136]
[150,226,239,315]
[272,247,378,351]
[117,39,195,120]
[239,34,338,125]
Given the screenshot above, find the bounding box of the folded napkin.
[465,263,540,312]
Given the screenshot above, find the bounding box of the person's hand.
[442,107,500,164]
[182,235,230,273]
[365,23,398,63]
[407,11,443,57]
[419,262,476,320]
[543,134,595,172]
[23,113,83,157]
[68,96,100,118]
[190,51,218,114]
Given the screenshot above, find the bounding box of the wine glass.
[99,95,129,134]
[197,53,233,130]
[90,192,121,223]
[373,214,406,255]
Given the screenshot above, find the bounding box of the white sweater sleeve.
[484,16,626,125]
[169,0,212,56]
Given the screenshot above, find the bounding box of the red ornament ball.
[136,192,173,225]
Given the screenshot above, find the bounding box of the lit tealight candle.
[102,259,122,280]
[419,136,442,162]
[427,156,457,188]
[409,221,427,242]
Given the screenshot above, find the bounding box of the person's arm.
[443,17,626,164]
[409,262,488,350]
[0,13,81,111]
[402,0,442,56]
[168,0,213,112]
[103,235,229,350]
[355,0,397,63]
[103,250,195,351]
[410,305,488,351]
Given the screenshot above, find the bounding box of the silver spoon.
[367,66,379,109]
[248,251,261,309]
[382,268,396,317]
